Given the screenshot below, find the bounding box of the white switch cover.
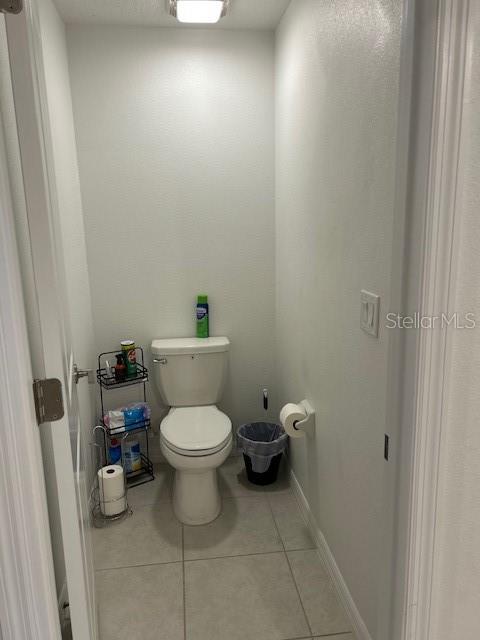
[360,290,380,337]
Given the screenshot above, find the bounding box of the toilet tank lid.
[151,337,230,356]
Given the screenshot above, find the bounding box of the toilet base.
[160,435,232,525]
[173,468,221,525]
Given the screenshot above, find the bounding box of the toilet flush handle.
[153,358,168,365]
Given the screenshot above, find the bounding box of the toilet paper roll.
[98,465,126,516]
[280,403,307,438]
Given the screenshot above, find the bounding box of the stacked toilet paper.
[98,465,126,516]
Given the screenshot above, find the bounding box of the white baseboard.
[288,467,373,640]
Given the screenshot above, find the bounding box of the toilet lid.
[161,406,232,454]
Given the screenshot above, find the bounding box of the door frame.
[0,0,472,638]
[0,61,61,640]
[393,1,471,639]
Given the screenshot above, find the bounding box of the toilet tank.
[151,337,230,407]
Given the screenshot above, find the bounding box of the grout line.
[95,544,316,574]
[181,524,187,640]
[184,549,285,564]
[221,493,270,501]
[282,633,353,640]
[282,551,315,638]
[95,559,183,573]
[310,633,354,639]
[266,494,314,638]
[125,499,172,508]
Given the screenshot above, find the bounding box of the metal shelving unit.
[96,347,154,489]
[90,425,131,528]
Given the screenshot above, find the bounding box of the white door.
[4,5,96,640]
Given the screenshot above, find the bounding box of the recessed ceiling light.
[169,0,229,24]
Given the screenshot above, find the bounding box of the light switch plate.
[360,290,380,337]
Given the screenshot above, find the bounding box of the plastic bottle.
[120,340,137,377]
[124,440,141,473]
[108,439,122,464]
[196,294,209,338]
[114,353,126,381]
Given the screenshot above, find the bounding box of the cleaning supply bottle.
[108,439,122,464]
[196,294,209,338]
[124,440,141,473]
[120,339,137,377]
[114,353,126,381]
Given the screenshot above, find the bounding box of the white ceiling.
[54,0,291,30]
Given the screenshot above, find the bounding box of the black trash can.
[237,422,288,486]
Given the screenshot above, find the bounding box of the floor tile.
[258,458,293,494]
[287,550,351,636]
[127,464,173,508]
[268,491,315,551]
[218,456,265,497]
[219,455,292,497]
[97,563,184,640]
[184,552,310,640]
[183,496,283,560]
[93,502,182,570]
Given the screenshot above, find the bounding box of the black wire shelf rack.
[96,346,155,490]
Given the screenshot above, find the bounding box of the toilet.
[151,337,232,525]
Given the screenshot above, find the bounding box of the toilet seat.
[161,434,232,457]
[160,405,232,457]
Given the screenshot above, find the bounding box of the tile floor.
[94,456,354,640]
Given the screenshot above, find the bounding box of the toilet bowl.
[160,405,232,525]
[151,336,232,525]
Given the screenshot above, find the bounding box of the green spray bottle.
[196,295,209,338]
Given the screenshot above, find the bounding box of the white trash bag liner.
[237,422,288,473]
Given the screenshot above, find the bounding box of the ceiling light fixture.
[169,0,229,24]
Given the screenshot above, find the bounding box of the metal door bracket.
[33,378,64,424]
[73,364,94,384]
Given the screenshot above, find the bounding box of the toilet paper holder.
[293,399,316,433]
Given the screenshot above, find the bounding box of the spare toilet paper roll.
[98,465,126,516]
[280,403,307,438]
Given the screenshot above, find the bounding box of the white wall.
[275,1,401,637]
[66,25,276,435]
[429,4,480,638]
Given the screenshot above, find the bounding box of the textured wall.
[67,25,276,435]
[429,4,480,638]
[275,1,401,636]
